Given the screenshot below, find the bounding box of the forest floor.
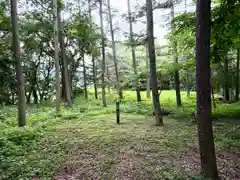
[1,91,240,180]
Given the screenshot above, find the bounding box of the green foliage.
[167,0,240,95]
[0,91,239,179]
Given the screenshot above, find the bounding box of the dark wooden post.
[116,100,120,124]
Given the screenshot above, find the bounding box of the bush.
[0,127,45,179]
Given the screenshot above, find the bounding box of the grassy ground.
[0,90,239,180]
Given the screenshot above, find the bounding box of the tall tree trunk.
[224,55,229,101]
[11,0,26,127]
[88,0,98,99]
[236,48,239,101]
[57,5,72,107]
[32,87,38,104]
[32,63,39,104]
[196,0,218,179]
[127,0,141,102]
[27,90,32,104]
[170,3,182,106]
[146,0,163,126]
[184,0,190,97]
[146,45,151,98]
[99,0,107,107]
[61,74,65,99]
[92,57,98,99]
[106,63,111,94]
[53,0,61,113]
[60,50,65,100]
[186,74,191,97]
[82,54,88,99]
[107,0,122,99]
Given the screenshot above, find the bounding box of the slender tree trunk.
[92,57,98,99]
[127,0,141,102]
[53,0,61,113]
[107,0,122,99]
[196,0,218,179]
[236,48,239,101]
[27,90,32,104]
[11,0,26,127]
[32,87,38,104]
[61,74,65,99]
[224,55,229,101]
[186,73,191,97]
[87,0,98,99]
[82,54,88,99]
[146,45,151,98]
[184,1,190,98]
[145,8,150,99]
[106,63,111,94]
[99,0,107,107]
[146,0,163,126]
[57,6,72,107]
[170,3,182,106]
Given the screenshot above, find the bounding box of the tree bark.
[106,63,111,94]
[88,0,98,99]
[186,73,191,97]
[107,0,122,99]
[99,0,107,107]
[170,3,182,106]
[61,74,65,99]
[196,0,218,179]
[236,48,239,101]
[92,57,98,99]
[146,45,151,99]
[53,0,61,113]
[224,55,229,101]
[127,0,141,102]
[11,0,26,127]
[27,90,32,104]
[32,87,38,104]
[57,5,72,107]
[88,0,98,100]
[82,53,88,99]
[184,0,190,98]
[146,0,163,126]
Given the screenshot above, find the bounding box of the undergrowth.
[0,90,239,179]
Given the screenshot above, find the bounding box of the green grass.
[0,90,239,180]
[89,89,240,119]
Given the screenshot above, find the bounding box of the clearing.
[1,91,240,180]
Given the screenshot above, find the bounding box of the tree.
[99,0,107,107]
[127,0,141,102]
[107,0,122,99]
[10,0,26,126]
[57,1,72,107]
[146,0,163,126]
[196,0,218,178]
[170,1,182,107]
[236,48,240,101]
[77,0,88,100]
[53,0,61,113]
[223,54,229,101]
[88,0,98,100]
[82,53,88,99]
[145,44,151,98]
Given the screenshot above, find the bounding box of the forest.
[0,0,239,179]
